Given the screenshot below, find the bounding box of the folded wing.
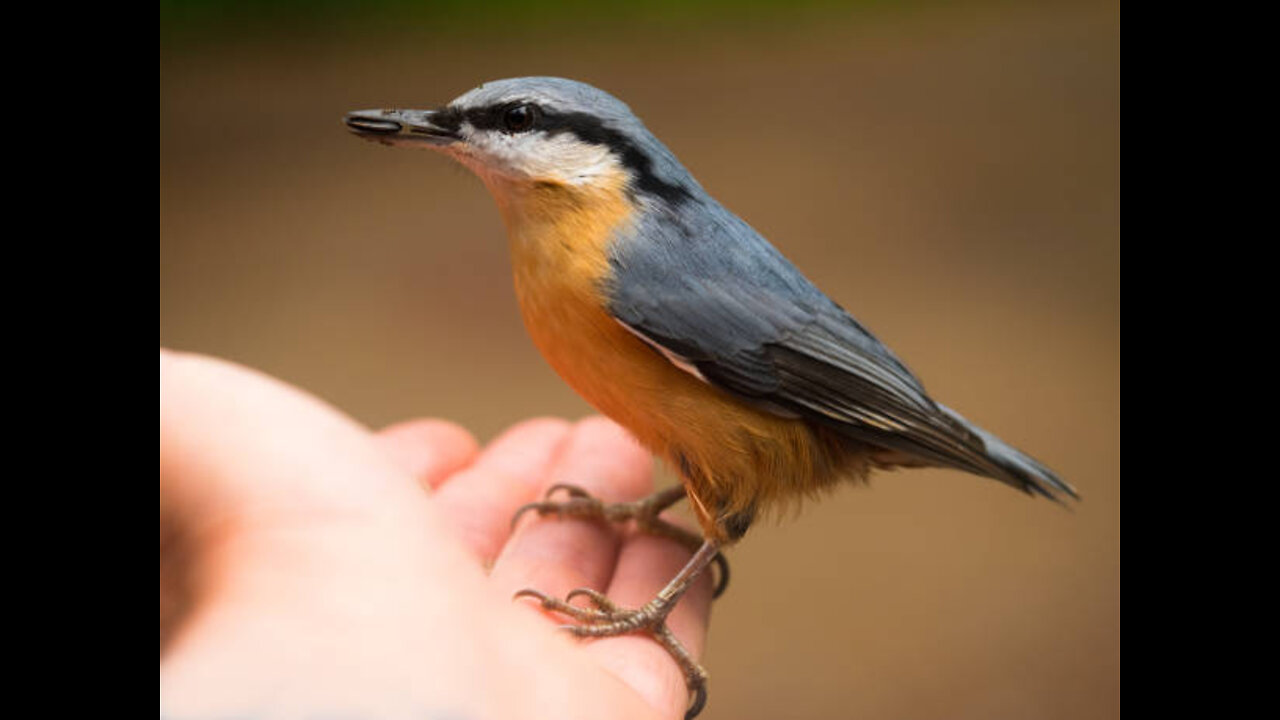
[606,201,1076,502]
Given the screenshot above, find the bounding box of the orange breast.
[489,175,863,541]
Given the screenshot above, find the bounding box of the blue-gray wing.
[606,201,1074,500]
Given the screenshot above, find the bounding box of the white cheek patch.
[459,124,623,187]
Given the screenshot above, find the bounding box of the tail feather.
[938,405,1078,504]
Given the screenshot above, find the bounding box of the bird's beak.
[343,108,458,147]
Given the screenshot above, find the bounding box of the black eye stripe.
[441,101,692,205]
[430,106,464,133]
[448,103,522,132]
[540,110,692,205]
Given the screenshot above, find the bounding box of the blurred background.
[160,1,1119,718]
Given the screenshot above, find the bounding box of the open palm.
[159,350,713,719]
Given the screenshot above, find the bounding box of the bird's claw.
[545,483,593,500]
[514,585,710,719]
[514,587,611,622]
[510,485,606,530]
[509,485,731,598]
[565,586,619,610]
[509,487,724,718]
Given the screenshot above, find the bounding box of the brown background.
[161,2,1119,717]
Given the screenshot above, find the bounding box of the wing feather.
[607,200,1074,500]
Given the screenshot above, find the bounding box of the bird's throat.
[488,170,636,289]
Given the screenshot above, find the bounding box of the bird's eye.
[503,104,538,133]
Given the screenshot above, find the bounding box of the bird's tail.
[937,405,1079,504]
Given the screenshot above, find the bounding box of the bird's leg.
[511,485,725,717]
[512,484,729,597]
[515,539,722,720]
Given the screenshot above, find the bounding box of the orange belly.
[492,176,863,541]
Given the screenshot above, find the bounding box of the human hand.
[159,350,713,719]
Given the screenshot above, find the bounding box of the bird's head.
[345,77,697,211]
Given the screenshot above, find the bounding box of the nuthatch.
[345,77,1075,718]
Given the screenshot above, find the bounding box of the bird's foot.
[511,492,726,717]
[515,586,709,719]
[512,484,729,597]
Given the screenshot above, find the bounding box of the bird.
[344,77,1076,719]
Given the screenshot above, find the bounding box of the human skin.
[159,349,713,719]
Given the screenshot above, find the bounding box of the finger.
[430,418,573,565]
[160,349,419,516]
[587,521,715,720]
[490,417,654,611]
[376,419,480,492]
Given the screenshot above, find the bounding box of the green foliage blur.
[160,0,927,41]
